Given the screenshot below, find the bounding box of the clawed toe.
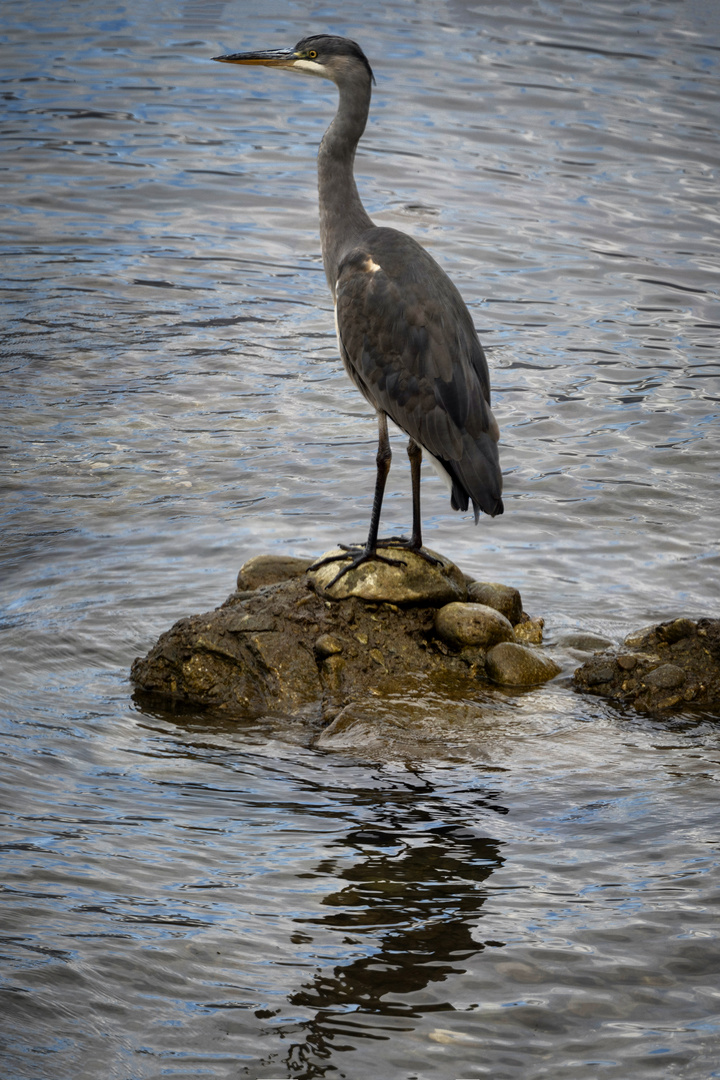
[310,544,407,588]
[308,543,356,572]
[375,537,442,567]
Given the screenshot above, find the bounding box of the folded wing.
[335,227,503,518]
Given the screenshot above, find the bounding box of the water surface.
[1,0,719,1077]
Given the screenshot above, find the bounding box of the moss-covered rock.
[132,552,720,733]
[131,549,559,727]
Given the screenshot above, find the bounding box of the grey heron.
[213,35,503,581]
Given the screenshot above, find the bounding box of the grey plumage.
[213,34,502,575]
[334,228,501,519]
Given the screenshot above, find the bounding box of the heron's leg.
[375,436,420,548]
[375,438,441,565]
[407,437,423,550]
[365,411,392,551]
[309,412,407,584]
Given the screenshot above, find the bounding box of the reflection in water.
[285,782,505,1074]
[2,0,720,1077]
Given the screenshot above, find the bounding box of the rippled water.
[2,0,720,1077]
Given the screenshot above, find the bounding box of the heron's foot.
[308,544,359,572]
[375,536,443,567]
[309,543,407,588]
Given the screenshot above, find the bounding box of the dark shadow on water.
[138,704,507,1079]
[282,781,506,1077]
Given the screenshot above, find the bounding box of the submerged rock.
[559,631,615,654]
[314,673,496,760]
[486,642,562,686]
[131,549,561,728]
[572,617,720,713]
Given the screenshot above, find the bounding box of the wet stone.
[513,615,545,645]
[314,633,343,658]
[582,661,617,686]
[466,581,523,625]
[656,618,697,645]
[559,632,615,653]
[236,554,313,591]
[572,617,720,714]
[131,549,564,731]
[624,625,657,650]
[644,663,685,690]
[309,547,467,605]
[485,642,562,686]
[434,602,515,649]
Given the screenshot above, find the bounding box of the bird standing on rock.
[213,35,503,583]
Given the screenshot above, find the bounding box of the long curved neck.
[318,76,374,296]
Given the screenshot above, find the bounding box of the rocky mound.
[131,549,558,726]
[572,617,720,713]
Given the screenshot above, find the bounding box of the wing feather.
[335,227,503,516]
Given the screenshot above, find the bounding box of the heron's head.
[213,34,375,87]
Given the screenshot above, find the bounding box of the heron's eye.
[308,50,317,58]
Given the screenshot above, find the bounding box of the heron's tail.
[445,432,503,520]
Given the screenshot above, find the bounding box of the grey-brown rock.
[237,553,313,591]
[643,663,685,690]
[559,632,615,653]
[485,642,562,686]
[131,550,562,732]
[572,617,720,713]
[513,615,545,645]
[132,569,473,724]
[656,618,697,645]
[133,551,718,735]
[466,582,523,625]
[308,546,467,605]
[314,633,343,659]
[435,602,515,649]
[582,661,616,686]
